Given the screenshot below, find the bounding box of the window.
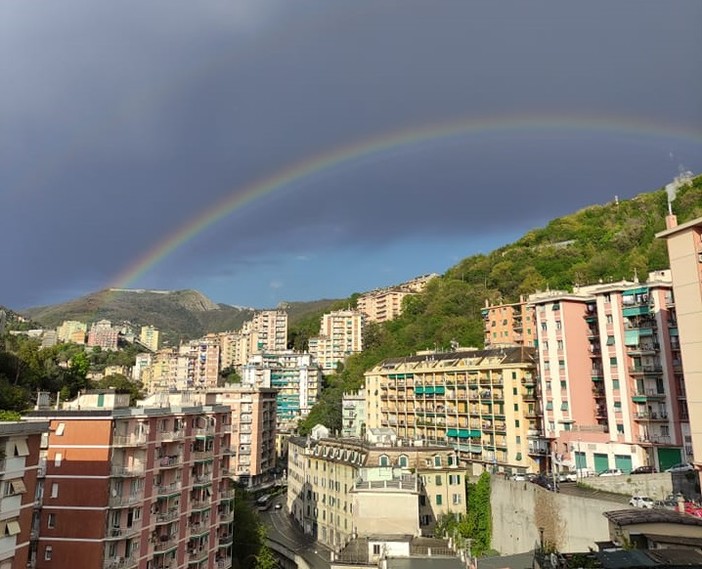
[398,455,408,468]
[541,322,547,331]
[433,455,441,467]
[609,357,617,366]
[516,436,521,444]
[514,404,519,412]
[614,401,622,410]
[606,336,615,346]
[560,380,566,389]
[379,455,389,467]
[612,380,620,390]
[552,303,560,311]
[606,315,613,324]
[54,453,62,468]
[55,423,65,436]
[546,401,553,410]
[436,495,443,506]
[561,402,569,411]
[14,440,29,457]
[616,424,624,434]
[512,387,518,395]
[512,372,517,380]
[51,483,58,498]
[435,475,442,486]
[373,544,381,555]
[558,360,565,369]
[452,494,462,505]
[557,340,563,350]
[45,546,53,561]
[555,321,562,330]
[48,514,56,529]
[514,420,520,428]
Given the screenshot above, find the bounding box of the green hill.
[298,176,702,433]
[22,289,341,345]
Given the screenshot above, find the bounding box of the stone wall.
[491,478,616,555]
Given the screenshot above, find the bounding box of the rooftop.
[604,509,702,527]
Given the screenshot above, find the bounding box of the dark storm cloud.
[2,1,701,307]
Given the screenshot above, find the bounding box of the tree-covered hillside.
[298,177,702,434]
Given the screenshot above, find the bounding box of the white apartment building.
[309,310,364,374]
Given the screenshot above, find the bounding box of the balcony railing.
[106,521,142,540]
[155,510,180,524]
[194,427,216,437]
[193,474,213,486]
[218,533,234,546]
[638,434,672,445]
[158,430,184,442]
[192,451,214,462]
[153,535,179,552]
[103,556,138,569]
[189,522,209,536]
[111,464,146,477]
[188,549,209,563]
[155,482,182,497]
[217,557,233,569]
[109,492,144,508]
[113,434,148,447]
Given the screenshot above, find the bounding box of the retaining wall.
[491,478,616,555]
[576,473,672,499]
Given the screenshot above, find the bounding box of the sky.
[2,1,702,310]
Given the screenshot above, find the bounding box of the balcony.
[632,389,666,402]
[112,434,148,447]
[218,533,234,546]
[109,492,144,508]
[188,549,209,564]
[155,482,182,497]
[524,409,541,419]
[153,535,179,553]
[157,456,182,469]
[629,365,663,376]
[189,522,209,537]
[219,488,235,501]
[219,510,234,524]
[638,434,672,446]
[155,510,180,524]
[106,522,142,540]
[217,557,233,569]
[526,429,543,439]
[158,430,184,443]
[522,391,537,402]
[634,411,669,422]
[527,446,549,456]
[191,498,211,511]
[103,556,139,569]
[194,427,216,437]
[111,464,145,477]
[191,451,214,462]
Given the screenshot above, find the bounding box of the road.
[260,499,331,569]
[555,481,630,504]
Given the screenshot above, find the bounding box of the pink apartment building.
[529,271,688,474]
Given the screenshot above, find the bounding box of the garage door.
[658,448,683,471]
[614,454,632,474]
[593,453,609,474]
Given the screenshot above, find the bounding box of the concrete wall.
[491,478,616,555]
[577,473,672,500]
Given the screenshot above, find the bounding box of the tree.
[92,374,143,405]
[253,526,278,569]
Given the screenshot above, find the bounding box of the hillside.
[298,175,702,433]
[22,289,340,344]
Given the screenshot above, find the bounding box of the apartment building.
[341,391,366,439]
[241,352,321,426]
[179,337,220,390]
[141,349,192,393]
[481,296,537,348]
[287,431,466,549]
[357,274,438,324]
[658,214,702,475]
[220,311,289,368]
[529,271,687,474]
[364,347,541,475]
[309,310,364,375]
[56,321,87,344]
[139,326,160,352]
[87,320,120,350]
[0,421,49,569]
[209,388,277,487]
[24,391,234,569]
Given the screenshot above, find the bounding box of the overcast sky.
[2,1,701,310]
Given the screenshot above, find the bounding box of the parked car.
[665,462,695,473]
[598,468,623,477]
[532,475,558,492]
[558,470,577,483]
[511,473,528,481]
[631,465,657,475]
[629,495,654,509]
[274,503,282,510]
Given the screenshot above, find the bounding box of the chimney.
[666,214,678,230]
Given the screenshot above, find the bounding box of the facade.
[24,391,234,569]
[87,320,120,350]
[139,326,160,352]
[309,310,364,375]
[529,271,688,474]
[364,347,541,475]
[658,215,702,476]
[56,321,87,344]
[481,296,537,348]
[212,388,277,487]
[221,311,289,368]
[356,275,439,325]
[0,421,49,569]
[241,352,321,426]
[179,337,221,390]
[287,435,466,549]
[341,391,366,439]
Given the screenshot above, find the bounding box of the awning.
[624,330,640,346]
[6,520,21,536]
[10,479,27,494]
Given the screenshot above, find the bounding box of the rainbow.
[109,113,702,290]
